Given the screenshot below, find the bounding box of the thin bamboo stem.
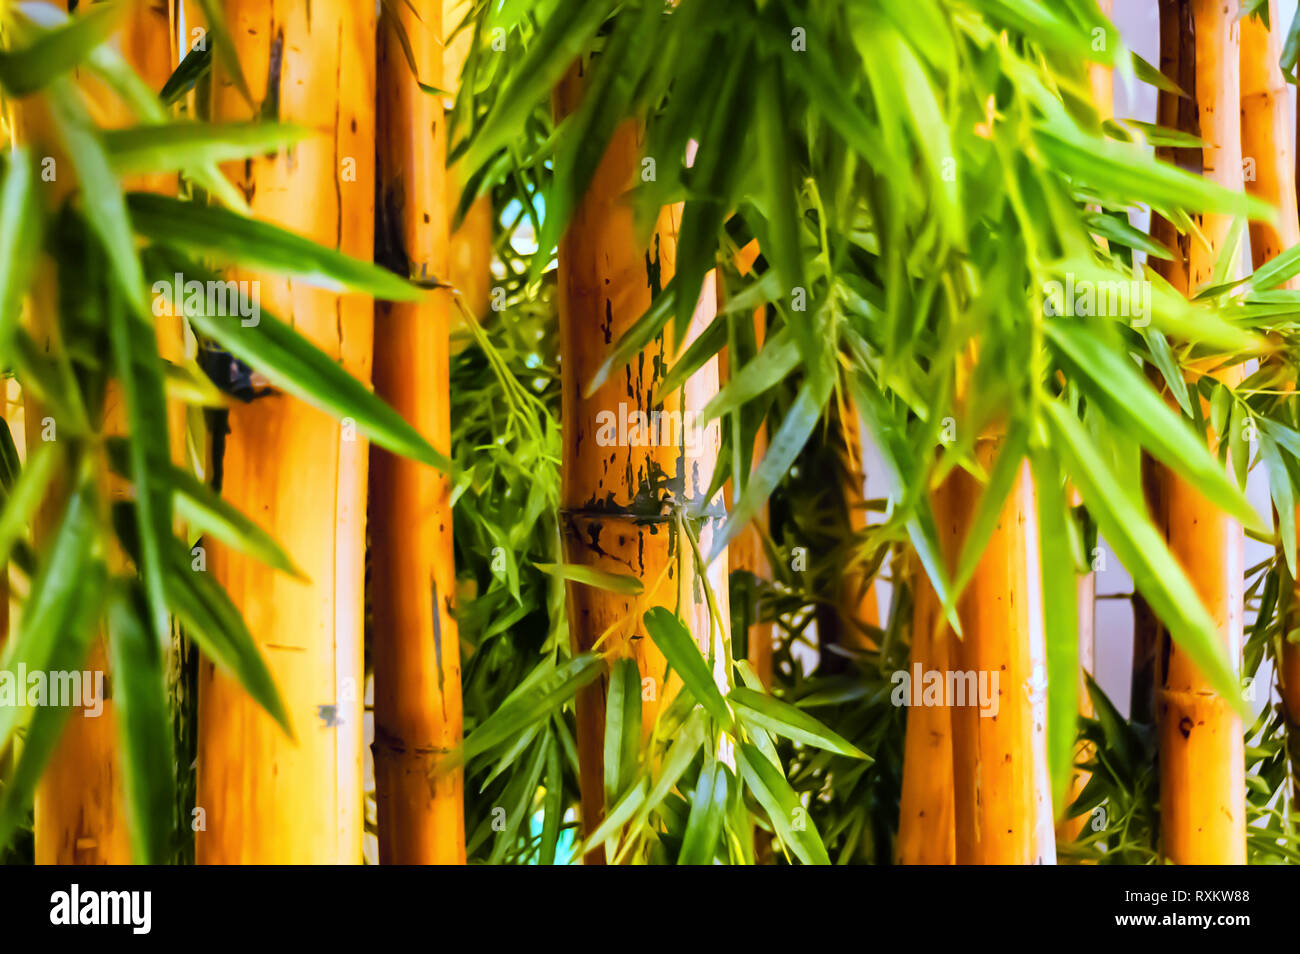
[1241,0,1300,815]
[1146,0,1246,865]
[371,0,465,865]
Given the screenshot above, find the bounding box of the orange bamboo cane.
[554,62,729,864]
[1241,0,1300,812]
[947,441,1054,864]
[443,0,492,322]
[1145,0,1246,864]
[371,0,465,865]
[25,0,175,865]
[196,0,375,863]
[896,549,955,864]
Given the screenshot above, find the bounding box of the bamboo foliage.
[12,0,1300,869]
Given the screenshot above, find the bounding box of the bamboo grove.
[2,0,1300,866]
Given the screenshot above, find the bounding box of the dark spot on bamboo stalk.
[262,29,285,122]
[1179,716,1192,739]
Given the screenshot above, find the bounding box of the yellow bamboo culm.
[1147,0,1246,865]
[24,0,175,865]
[554,62,729,864]
[196,0,375,864]
[1241,0,1300,814]
[444,0,493,322]
[896,548,954,864]
[947,443,1054,864]
[371,0,465,865]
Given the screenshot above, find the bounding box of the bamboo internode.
[554,63,730,863]
[196,0,375,864]
[371,0,466,865]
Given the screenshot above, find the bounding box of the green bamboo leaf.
[160,539,291,736]
[1044,401,1244,713]
[1259,433,1296,577]
[658,310,728,399]
[0,560,106,852]
[195,0,254,109]
[1282,5,1300,82]
[1085,211,1173,260]
[146,252,448,471]
[628,708,705,831]
[160,458,302,578]
[0,148,42,355]
[1046,319,1265,533]
[579,779,646,857]
[487,736,549,865]
[1141,326,1193,417]
[707,372,832,563]
[678,761,729,865]
[539,734,563,866]
[45,79,146,316]
[107,288,173,646]
[159,42,212,106]
[699,326,799,422]
[459,0,617,175]
[0,417,20,492]
[106,583,176,864]
[534,562,644,595]
[129,194,424,301]
[0,1,129,96]
[642,607,731,725]
[103,122,313,175]
[729,686,870,760]
[0,436,57,577]
[460,653,605,763]
[603,657,642,807]
[753,62,807,348]
[1030,448,1079,815]
[735,742,829,865]
[0,484,100,754]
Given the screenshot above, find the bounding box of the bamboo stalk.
[443,0,492,322]
[371,0,465,865]
[21,0,176,865]
[196,0,375,863]
[947,442,1054,864]
[1240,0,1300,814]
[554,62,729,864]
[1145,0,1246,864]
[896,549,955,864]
